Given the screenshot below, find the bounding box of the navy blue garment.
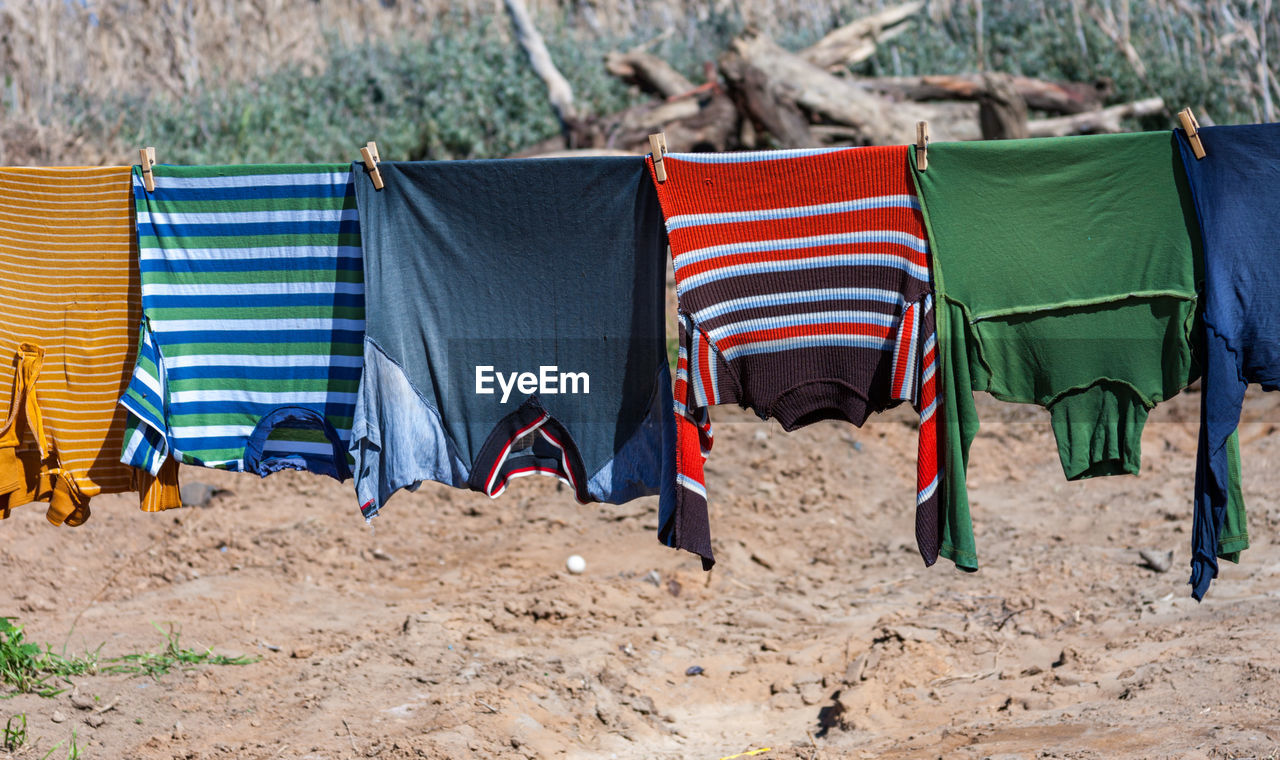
[1177,123,1280,599]
[350,157,680,543]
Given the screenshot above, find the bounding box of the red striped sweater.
[647,146,941,568]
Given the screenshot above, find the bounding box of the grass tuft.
[4,713,26,750]
[0,619,97,699]
[104,622,257,680]
[0,618,257,698]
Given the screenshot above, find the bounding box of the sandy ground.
[2,387,1280,759]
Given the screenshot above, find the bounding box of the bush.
[71,15,644,164]
[864,2,1275,129]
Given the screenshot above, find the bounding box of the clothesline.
[0,111,1269,603]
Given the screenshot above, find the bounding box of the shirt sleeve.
[936,296,982,571]
[913,295,943,564]
[1191,321,1248,599]
[659,314,717,569]
[118,318,171,476]
[1216,430,1248,563]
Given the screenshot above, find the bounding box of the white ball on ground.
[566,555,586,574]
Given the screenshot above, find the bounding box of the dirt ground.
[2,386,1280,759]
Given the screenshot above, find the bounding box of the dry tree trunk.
[719,48,818,148]
[511,85,737,157]
[859,74,1113,114]
[978,72,1029,139]
[727,28,969,145]
[1025,97,1165,137]
[503,0,578,140]
[605,49,696,100]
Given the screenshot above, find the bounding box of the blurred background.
[1,0,1275,165]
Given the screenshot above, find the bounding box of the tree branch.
[504,0,577,137]
[801,1,925,70]
[604,49,696,100]
[859,74,1113,114]
[1025,97,1164,137]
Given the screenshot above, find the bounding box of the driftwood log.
[605,49,696,100]
[978,72,1030,139]
[719,47,819,148]
[860,74,1113,114]
[506,2,1167,157]
[725,29,975,145]
[1026,97,1166,137]
[800,1,924,71]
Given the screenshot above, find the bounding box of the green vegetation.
[0,618,252,759]
[861,2,1273,132]
[4,713,27,750]
[0,619,97,698]
[106,622,257,679]
[38,729,80,760]
[80,14,646,164]
[0,618,256,699]
[2,714,82,760]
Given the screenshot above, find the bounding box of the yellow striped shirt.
[0,167,175,521]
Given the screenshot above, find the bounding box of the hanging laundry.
[0,167,180,525]
[349,158,675,526]
[1177,123,1280,599]
[120,165,363,480]
[912,131,1247,572]
[648,147,941,568]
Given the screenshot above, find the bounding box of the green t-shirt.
[911,131,1247,570]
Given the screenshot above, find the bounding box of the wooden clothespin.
[360,141,384,190]
[915,122,929,171]
[138,146,156,192]
[1177,107,1206,160]
[648,132,668,183]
